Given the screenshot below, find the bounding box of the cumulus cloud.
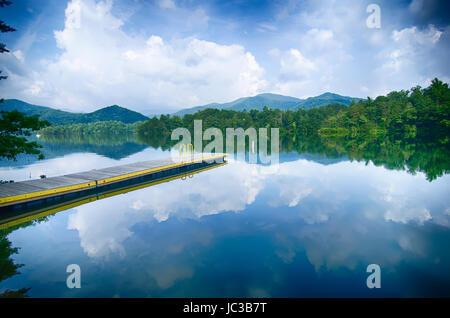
[257,23,277,32]
[279,49,316,82]
[373,24,446,94]
[12,50,25,63]
[392,25,443,45]
[1,0,449,115]
[1,0,267,113]
[0,51,28,77]
[270,7,356,98]
[385,207,432,225]
[268,0,449,100]
[304,28,334,48]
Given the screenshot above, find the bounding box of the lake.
[1,138,450,297]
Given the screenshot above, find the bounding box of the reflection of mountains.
[40,140,148,160]
[279,152,349,165]
[0,136,148,167]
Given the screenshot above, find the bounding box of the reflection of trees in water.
[40,132,141,146]
[0,288,30,298]
[38,121,150,159]
[37,115,450,180]
[36,134,148,160]
[136,131,174,151]
[282,133,450,181]
[138,130,449,181]
[0,217,49,298]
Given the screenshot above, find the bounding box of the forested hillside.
[1,99,149,124]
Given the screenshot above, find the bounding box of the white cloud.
[269,1,448,100]
[2,0,266,113]
[385,207,432,225]
[186,7,210,28]
[68,201,135,258]
[0,51,28,77]
[273,46,336,98]
[1,0,449,112]
[279,49,316,82]
[392,25,443,45]
[373,24,446,93]
[27,80,45,96]
[270,24,353,98]
[12,50,25,63]
[304,28,333,47]
[257,23,277,32]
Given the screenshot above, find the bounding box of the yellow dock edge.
[0,162,227,230]
[0,181,96,205]
[0,153,227,206]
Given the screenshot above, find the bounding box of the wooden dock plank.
[97,167,141,174]
[0,153,227,205]
[0,183,49,194]
[31,180,77,189]
[25,176,91,188]
[0,187,31,196]
[0,176,89,197]
[66,171,119,180]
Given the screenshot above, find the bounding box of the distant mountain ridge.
[1,92,363,124]
[174,92,363,116]
[0,99,149,124]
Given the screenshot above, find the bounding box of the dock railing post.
[180,143,187,163]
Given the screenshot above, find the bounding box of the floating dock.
[0,160,227,230]
[0,153,226,208]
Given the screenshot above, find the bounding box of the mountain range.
[0,91,363,124]
[0,99,149,125]
[173,92,363,116]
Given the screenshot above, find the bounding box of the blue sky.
[0,0,449,115]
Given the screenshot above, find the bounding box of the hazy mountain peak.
[174,92,363,116]
[1,99,148,124]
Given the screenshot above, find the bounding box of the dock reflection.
[0,162,227,230]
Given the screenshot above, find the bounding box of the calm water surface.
[0,141,449,297]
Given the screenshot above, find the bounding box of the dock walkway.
[0,153,226,207]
